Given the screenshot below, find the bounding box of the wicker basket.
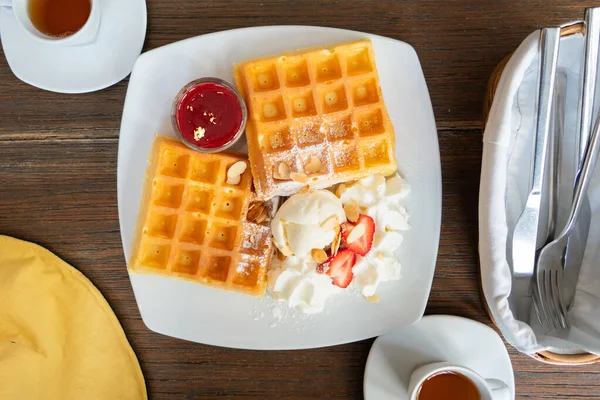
[482,22,600,365]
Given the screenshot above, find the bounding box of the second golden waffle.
[235,39,398,200]
[129,136,275,296]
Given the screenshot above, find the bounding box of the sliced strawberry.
[326,249,356,288]
[341,214,375,256]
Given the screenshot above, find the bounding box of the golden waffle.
[235,39,397,200]
[128,136,274,296]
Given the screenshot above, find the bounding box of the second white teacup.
[408,362,511,400]
[0,0,101,46]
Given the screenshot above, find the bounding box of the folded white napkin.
[480,29,600,356]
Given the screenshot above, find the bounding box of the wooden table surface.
[2,1,600,398]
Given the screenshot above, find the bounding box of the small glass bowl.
[171,77,248,153]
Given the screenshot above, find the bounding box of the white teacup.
[408,362,511,400]
[0,0,100,46]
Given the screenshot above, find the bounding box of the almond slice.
[331,226,342,256]
[304,155,323,174]
[346,222,366,244]
[255,207,269,224]
[321,215,340,231]
[250,202,270,225]
[280,219,292,254]
[276,247,286,261]
[311,248,328,264]
[227,175,242,185]
[227,161,247,178]
[226,161,247,185]
[343,203,359,223]
[247,203,265,223]
[290,172,308,184]
[273,161,291,180]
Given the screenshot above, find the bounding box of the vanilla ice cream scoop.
[271,190,346,257]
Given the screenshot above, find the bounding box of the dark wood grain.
[2,1,600,399]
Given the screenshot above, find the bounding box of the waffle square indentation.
[139,241,171,270]
[357,108,385,137]
[215,195,244,220]
[171,249,201,275]
[325,114,353,141]
[189,158,220,184]
[209,223,239,251]
[232,262,262,288]
[262,125,293,153]
[256,95,287,122]
[145,213,177,238]
[247,62,280,92]
[318,84,348,114]
[281,57,311,88]
[345,45,373,76]
[158,149,189,179]
[152,179,185,209]
[312,51,342,82]
[332,144,360,172]
[287,90,317,118]
[178,217,208,245]
[184,186,214,214]
[203,255,231,282]
[362,139,391,168]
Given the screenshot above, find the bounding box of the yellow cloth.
[0,236,147,400]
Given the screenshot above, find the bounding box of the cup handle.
[485,378,511,400]
[0,0,11,8]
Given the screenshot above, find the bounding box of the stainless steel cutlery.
[511,8,600,332]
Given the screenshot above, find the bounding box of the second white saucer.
[0,0,146,93]
[364,315,515,400]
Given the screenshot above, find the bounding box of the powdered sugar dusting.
[236,263,250,274]
[251,296,318,332]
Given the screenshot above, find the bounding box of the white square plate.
[118,26,441,350]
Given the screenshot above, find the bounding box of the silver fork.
[536,86,600,331]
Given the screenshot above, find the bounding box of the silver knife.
[511,27,561,323]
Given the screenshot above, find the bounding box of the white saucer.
[364,315,515,400]
[0,0,146,93]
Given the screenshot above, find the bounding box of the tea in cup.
[1,0,100,45]
[408,362,510,400]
